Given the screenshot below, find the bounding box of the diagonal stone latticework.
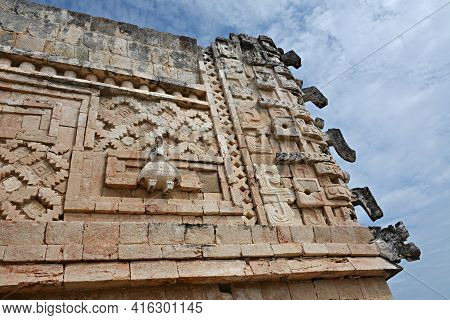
[0,0,419,299]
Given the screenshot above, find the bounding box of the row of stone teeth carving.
[0,57,201,101]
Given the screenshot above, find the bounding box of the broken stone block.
[0,221,46,245]
[3,244,47,262]
[241,244,273,257]
[202,244,241,259]
[290,226,314,243]
[303,243,328,256]
[161,244,202,259]
[271,243,303,257]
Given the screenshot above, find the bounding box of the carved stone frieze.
[228,79,254,100]
[273,118,300,139]
[370,221,421,263]
[245,129,273,154]
[95,96,219,160]
[253,66,277,90]
[324,185,352,202]
[276,152,333,163]
[254,164,295,224]
[292,178,323,208]
[314,162,347,181]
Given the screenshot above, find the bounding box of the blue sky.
[35,0,450,299]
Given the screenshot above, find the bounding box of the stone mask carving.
[137,134,181,194]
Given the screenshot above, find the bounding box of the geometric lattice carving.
[95,96,219,160]
[203,48,255,219]
[0,141,67,221]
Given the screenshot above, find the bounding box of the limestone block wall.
[0,0,200,83]
[0,0,408,299]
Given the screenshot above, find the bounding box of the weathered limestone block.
[358,277,393,300]
[162,244,202,259]
[0,221,46,245]
[130,260,179,281]
[46,221,83,244]
[45,244,64,262]
[251,225,279,244]
[314,226,331,243]
[215,225,252,244]
[119,222,148,244]
[276,225,292,243]
[241,244,273,257]
[202,244,241,258]
[177,260,248,279]
[3,244,47,262]
[65,262,130,285]
[185,225,215,244]
[148,223,185,244]
[231,283,264,300]
[326,243,351,256]
[261,282,291,299]
[331,226,357,244]
[0,263,63,288]
[303,243,328,256]
[83,222,119,260]
[290,226,314,243]
[118,244,162,260]
[348,243,379,256]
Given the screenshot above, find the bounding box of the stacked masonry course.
[0,0,419,299]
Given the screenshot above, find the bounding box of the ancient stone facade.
[0,0,419,299]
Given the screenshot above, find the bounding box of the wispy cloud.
[34,0,450,299]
